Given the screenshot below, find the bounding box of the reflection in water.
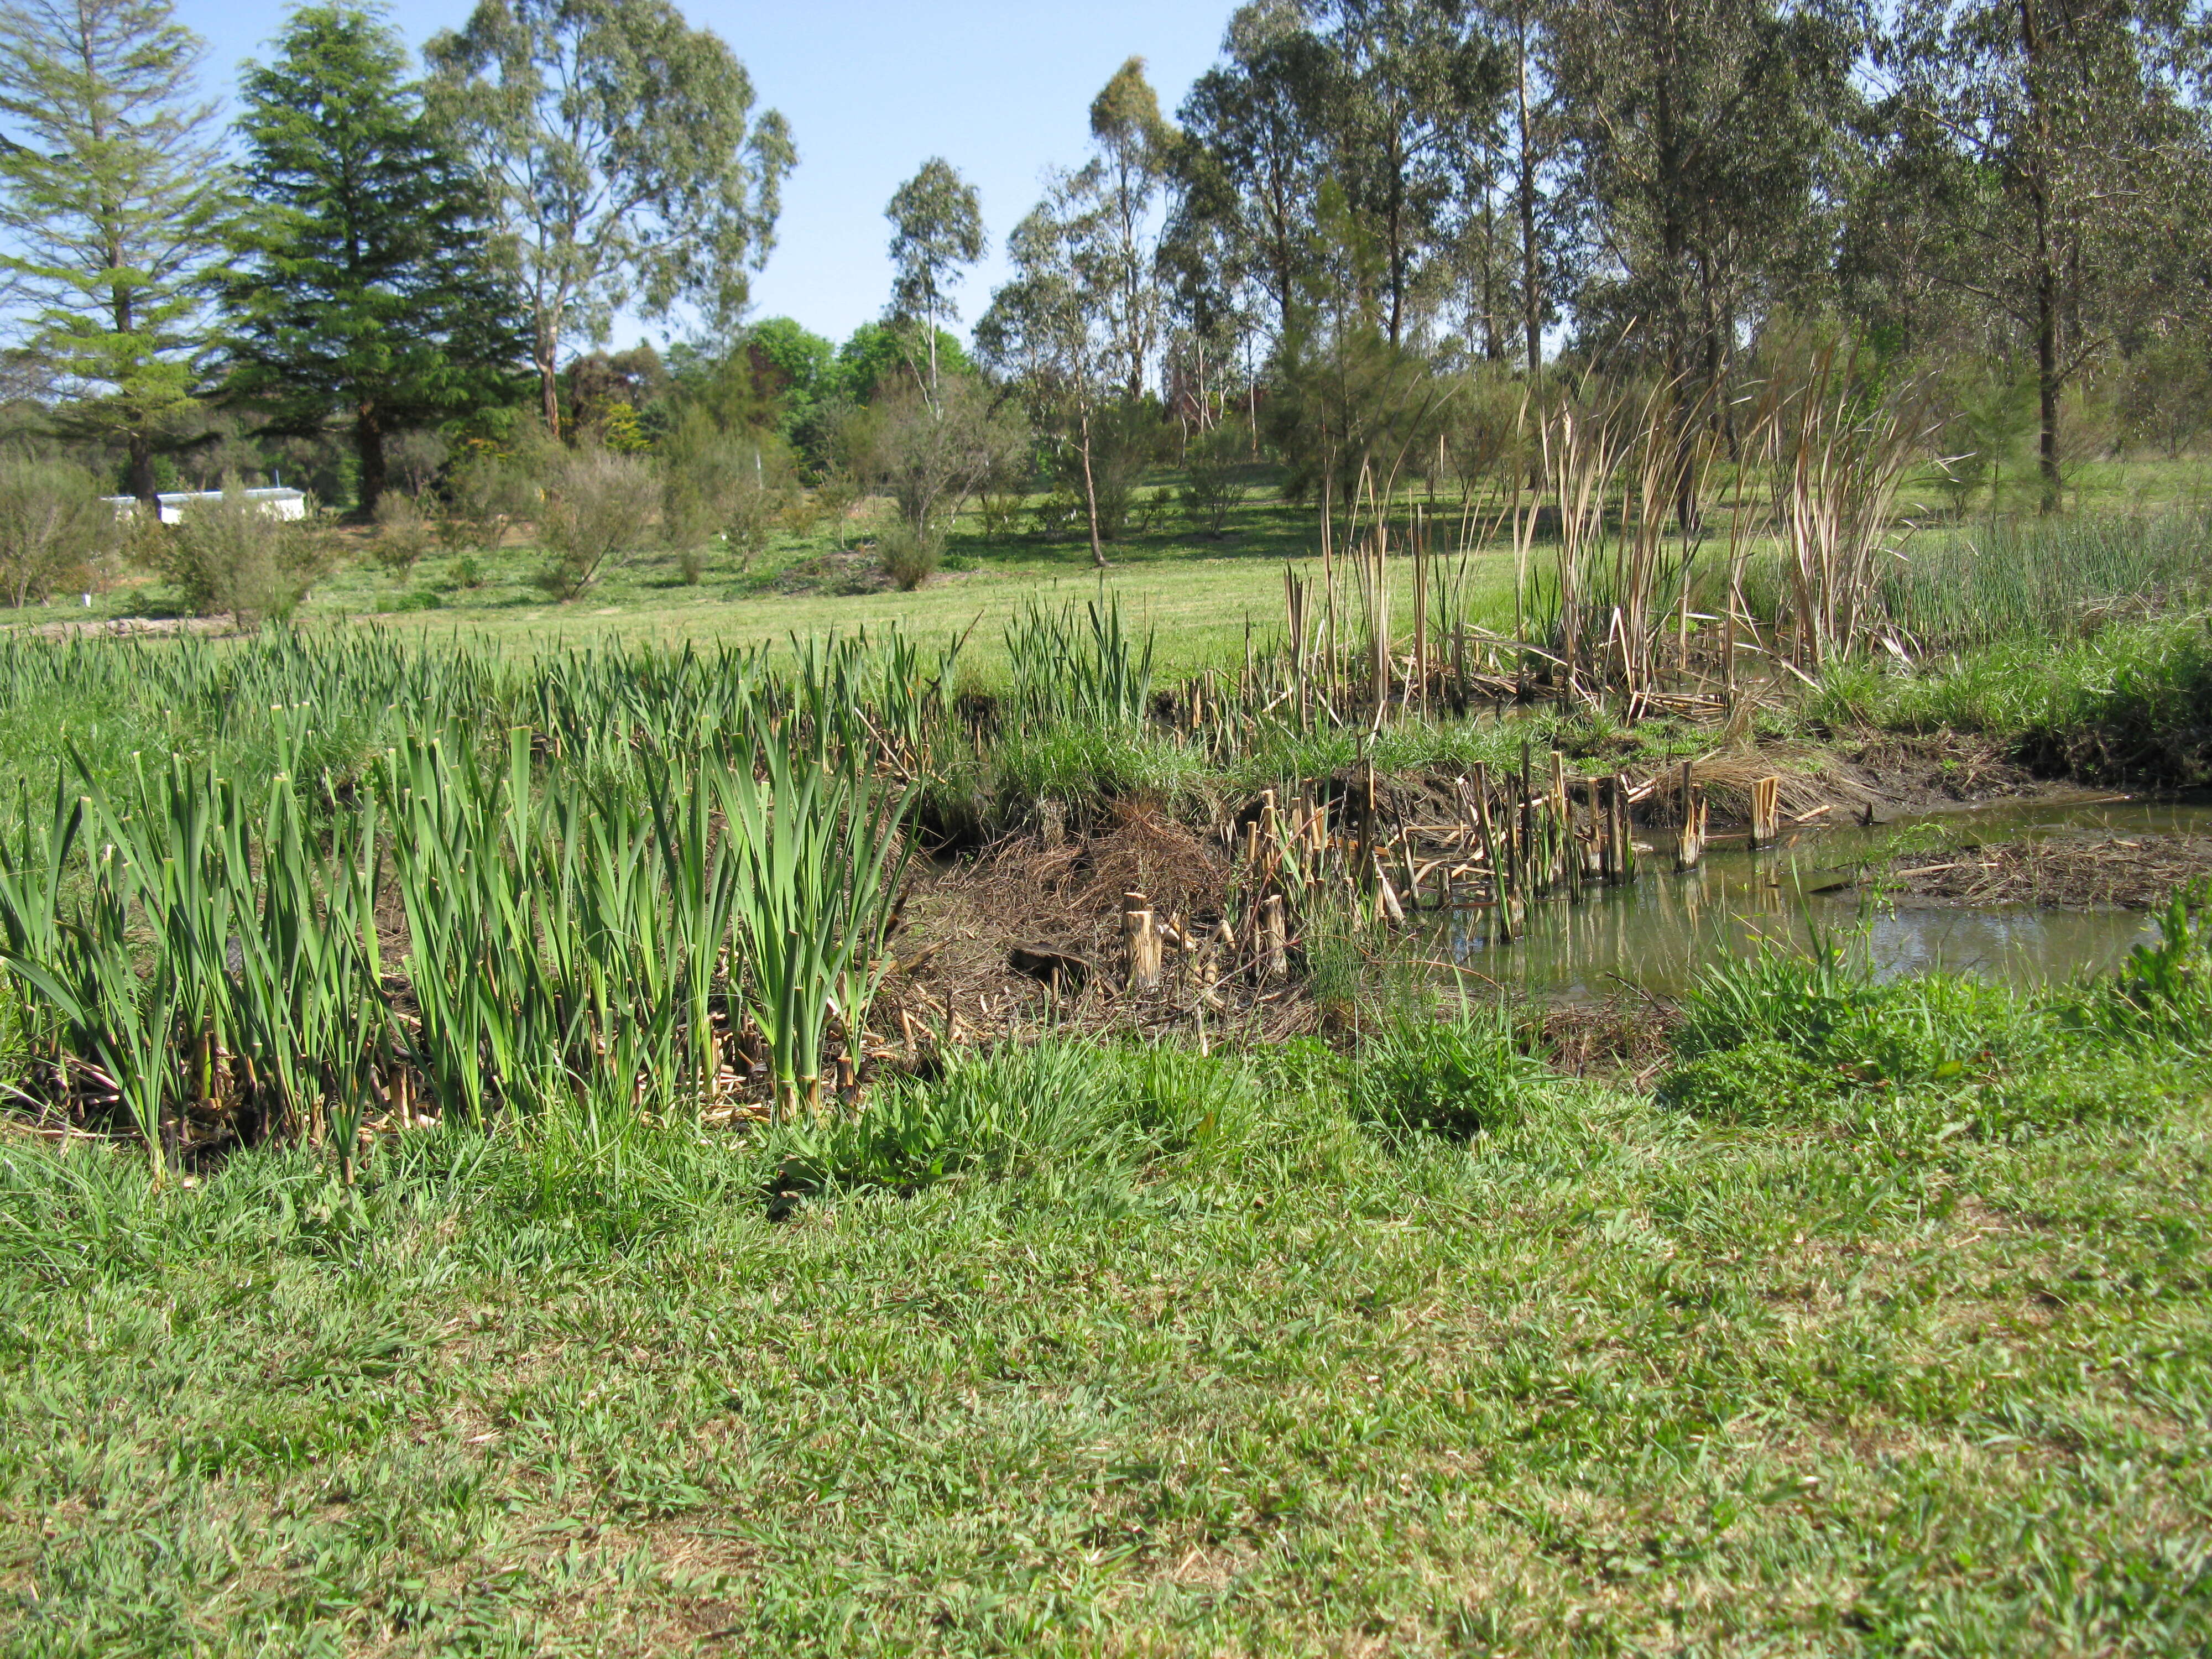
[1438,796,2211,1000]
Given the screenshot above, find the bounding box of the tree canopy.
[222,3,528,513]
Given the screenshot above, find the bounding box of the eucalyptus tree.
[885,157,984,397]
[1171,3,1329,349]
[1087,57,1176,401]
[1880,0,2212,509]
[1310,0,1504,350]
[980,59,1178,565]
[0,0,230,503]
[223,4,528,514]
[977,170,1117,566]
[1174,2,1503,357]
[1498,0,1561,384]
[425,0,794,437]
[1549,0,1855,394]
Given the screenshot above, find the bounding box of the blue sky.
[177,0,1239,352]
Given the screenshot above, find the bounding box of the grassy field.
[3,473,2212,1653]
[33,455,2200,678]
[3,940,2210,1655]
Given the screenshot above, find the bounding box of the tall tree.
[0,0,229,503]
[1550,0,1855,403]
[978,170,1120,567]
[884,156,983,397]
[1499,0,1559,385]
[1172,2,1332,349]
[222,3,528,515]
[1882,0,2212,509]
[425,0,794,437]
[1310,0,1503,349]
[1087,57,1175,400]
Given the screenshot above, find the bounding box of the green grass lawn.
[3,994,2209,1655]
[28,456,2209,678]
[38,469,1502,676]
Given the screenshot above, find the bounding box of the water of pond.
[1438,795,2212,1001]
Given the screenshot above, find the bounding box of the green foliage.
[0,455,114,606]
[532,445,658,599]
[845,374,1029,541]
[885,158,985,394]
[1058,397,1159,541]
[2120,330,2212,460]
[828,319,975,408]
[1654,1039,1839,1122]
[432,447,527,557]
[425,0,795,429]
[2094,880,2212,1045]
[1351,1010,1553,1138]
[0,0,232,499]
[369,491,434,582]
[1677,935,2057,1087]
[1004,594,1154,726]
[140,486,331,626]
[1177,421,1250,536]
[875,522,940,591]
[222,4,525,517]
[658,406,789,571]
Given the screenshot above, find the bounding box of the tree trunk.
[1079,403,1107,568]
[538,332,562,440]
[128,430,156,510]
[355,401,387,518]
[2021,0,2062,513]
[1517,11,1542,389]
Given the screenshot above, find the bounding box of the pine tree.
[0,0,230,504]
[222,3,526,515]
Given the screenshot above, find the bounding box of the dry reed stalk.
[1761,343,1927,668]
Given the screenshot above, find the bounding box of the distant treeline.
[0,0,2205,535]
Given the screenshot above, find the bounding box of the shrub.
[1672,940,1865,1059]
[370,492,435,582]
[534,447,659,599]
[0,457,114,607]
[775,1041,1114,1193]
[878,523,941,591]
[847,377,1029,547]
[660,409,789,572]
[435,452,528,556]
[1179,425,1250,538]
[975,488,1024,540]
[778,492,822,540]
[1351,1011,1552,1138]
[815,467,861,548]
[1032,490,1084,539]
[2091,880,2212,1044]
[142,482,330,627]
[387,429,450,498]
[1670,934,2063,1117]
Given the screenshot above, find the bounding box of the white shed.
[102,487,309,525]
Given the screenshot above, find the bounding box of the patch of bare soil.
[15,613,239,641]
[1874,832,2212,910]
[1823,732,2052,817]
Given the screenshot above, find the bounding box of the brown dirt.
[878,800,1324,1050]
[15,613,241,641]
[1869,832,2212,910]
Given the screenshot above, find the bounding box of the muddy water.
[1439,796,2212,1001]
